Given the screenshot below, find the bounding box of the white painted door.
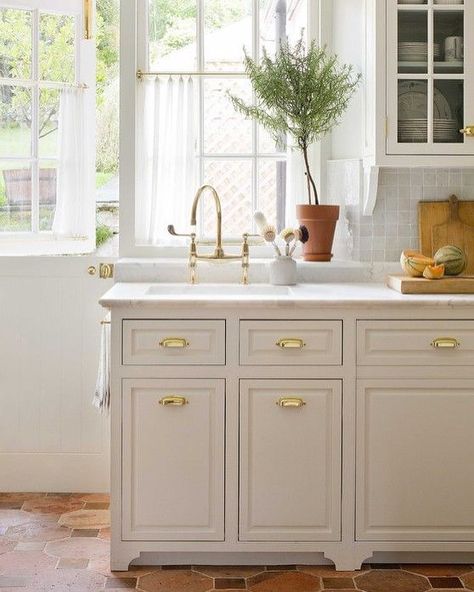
[0,256,113,492]
[356,379,474,541]
[122,378,225,541]
[239,379,342,542]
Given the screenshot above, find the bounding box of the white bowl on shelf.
[398,0,426,4]
[434,0,463,4]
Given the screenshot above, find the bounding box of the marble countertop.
[100,282,474,309]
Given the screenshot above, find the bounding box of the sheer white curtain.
[136,76,197,245]
[52,87,90,237]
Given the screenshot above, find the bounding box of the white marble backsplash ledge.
[115,258,401,284]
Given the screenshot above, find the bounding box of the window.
[131,0,311,250]
[0,0,96,254]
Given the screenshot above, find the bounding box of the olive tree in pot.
[229,38,361,261]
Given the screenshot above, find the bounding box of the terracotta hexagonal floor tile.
[0,538,16,555]
[23,567,106,592]
[461,572,474,589]
[72,493,111,503]
[6,519,70,542]
[355,569,430,592]
[45,536,109,559]
[248,571,321,591]
[402,564,472,577]
[194,566,265,579]
[58,508,110,529]
[0,550,57,575]
[88,554,156,578]
[0,510,33,528]
[22,497,84,515]
[138,569,213,592]
[297,565,367,578]
[0,493,46,503]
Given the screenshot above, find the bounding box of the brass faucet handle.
[168,224,195,238]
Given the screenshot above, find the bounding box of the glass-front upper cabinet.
[386,0,474,156]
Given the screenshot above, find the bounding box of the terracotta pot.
[296,204,340,262]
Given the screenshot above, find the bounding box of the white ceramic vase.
[269,256,297,286]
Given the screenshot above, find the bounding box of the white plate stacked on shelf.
[399,42,441,62]
[398,119,460,142]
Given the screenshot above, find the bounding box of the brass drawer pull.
[159,337,190,349]
[276,338,306,349]
[431,337,460,349]
[276,397,306,408]
[460,126,474,137]
[159,396,189,407]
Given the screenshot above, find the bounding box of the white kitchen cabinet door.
[240,379,342,542]
[357,379,474,541]
[122,378,225,541]
[386,0,474,158]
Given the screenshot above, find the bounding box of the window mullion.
[197,0,205,233]
[31,8,40,234]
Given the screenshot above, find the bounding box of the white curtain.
[52,87,89,237]
[136,76,197,244]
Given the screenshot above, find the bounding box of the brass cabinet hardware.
[276,338,306,349]
[99,263,114,280]
[87,265,96,276]
[159,396,189,407]
[276,397,306,408]
[84,0,93,39]
[431,337,460,349]
[460,126,474,137]
[159,337,190,349]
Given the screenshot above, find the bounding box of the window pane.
[39,160,57,231]
[203,78,252,154]
[202,159,252,236]
[39,88,60,158]
[204,0,252,72]
[40,13,75,82]
[148,0,197,72]
[0,8,32,79]
[0,85,32,157]
[258,159,286,230]
[0,161,31,232]
[259,0,307,58]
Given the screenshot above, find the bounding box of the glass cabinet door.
[386,0,474,155]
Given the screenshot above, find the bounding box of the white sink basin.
[146,283,292,297]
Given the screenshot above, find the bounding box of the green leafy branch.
[228,38,361,205]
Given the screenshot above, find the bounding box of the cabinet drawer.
[240,320,342,366]
[122,320,225,365]
[358,320,474,366]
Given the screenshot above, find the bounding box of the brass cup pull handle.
[159,396,189,407]
[276,338,306,349]
[431,337,460,349]
[276,397,306,408]
[159,337,190,349]
[460,126,474,137]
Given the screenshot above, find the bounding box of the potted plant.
[228,38,361,261]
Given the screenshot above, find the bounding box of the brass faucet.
[190,185,227,259]
[168,185,258,284]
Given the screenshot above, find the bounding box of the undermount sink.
[145,283,292,297]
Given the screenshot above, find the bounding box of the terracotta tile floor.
[1,493,474,591]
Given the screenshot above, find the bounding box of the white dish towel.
[93,314,111,413]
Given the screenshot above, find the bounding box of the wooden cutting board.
[418,195,474,274]
[387,275,474,294]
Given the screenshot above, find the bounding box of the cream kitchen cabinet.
[240,379,342,542]
[356,379,474,541]
[121,378,225,542]
[100,284,474,572]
